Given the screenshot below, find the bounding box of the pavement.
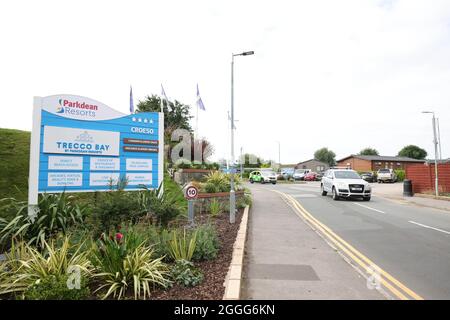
[244,182,450,300]
[241,186,384,300]
[371,182,450,212]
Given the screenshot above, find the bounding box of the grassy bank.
[0,128,30,200]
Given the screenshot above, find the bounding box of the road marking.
[408,221,450,235]
[353,203,386,214]
[272,190,424,300]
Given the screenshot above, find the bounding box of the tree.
[137,95,193,139]
[314,147,336,166]
[397,145,428,160]
[358,148,379,156]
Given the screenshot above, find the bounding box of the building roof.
[296,159,329,166]
[337,154,426,163]
[426,158,450,164]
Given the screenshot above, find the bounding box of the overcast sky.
[0,0,449,163]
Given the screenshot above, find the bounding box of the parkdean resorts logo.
[56,99,98,118]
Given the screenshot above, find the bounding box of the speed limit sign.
[185,185,198,199]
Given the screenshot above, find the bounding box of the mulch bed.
[151,208,243,300]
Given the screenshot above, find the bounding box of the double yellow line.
[274,190,424,300]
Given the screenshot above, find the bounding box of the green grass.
[0,128,30,201]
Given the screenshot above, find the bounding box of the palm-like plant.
[168,229,197,262]
[0,236,92,297]
[0,193,87,249]
[91,231,171,300]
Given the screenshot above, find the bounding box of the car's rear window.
[379,169,390,173]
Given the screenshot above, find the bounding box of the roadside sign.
[28,94,164,216]
[185,185,199,199]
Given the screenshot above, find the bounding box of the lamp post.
[230,50,254,224]
[422,111,439,197]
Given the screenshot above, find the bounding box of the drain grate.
[246,264,320,281]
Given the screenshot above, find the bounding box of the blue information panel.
[29,94,163,196]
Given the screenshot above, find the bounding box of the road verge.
[223,205,249,300]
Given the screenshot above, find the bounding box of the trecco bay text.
[55,141,111,154]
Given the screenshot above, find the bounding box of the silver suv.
[377,168,397,183]
[321,169,371,201]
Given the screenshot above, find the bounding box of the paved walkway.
[372,182,450,212]
[242,187,384,300]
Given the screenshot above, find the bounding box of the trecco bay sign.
[28,94,163,214]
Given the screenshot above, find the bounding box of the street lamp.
[230,50,254,224]
[422,111,439,197]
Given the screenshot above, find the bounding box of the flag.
[196,84,206,111]
[160,84,169,112]
[129,86,134,114]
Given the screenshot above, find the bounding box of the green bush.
[0,237,93,298]
[168,228,197,261]
[209,198,222,217]
[192,224,219,261]
[91,190,141,235]
[237,193,252,209]
[91,230,171,300]
[138,184,185,228]
[0,193,88,249]
[170,259,203,287]
[204,182,220,194]
[395,169,405,182]
[24,274,90,300]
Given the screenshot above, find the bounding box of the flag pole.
[196,103,199,139]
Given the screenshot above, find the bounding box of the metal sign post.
[184,184,199,226]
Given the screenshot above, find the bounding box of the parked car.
[293,169,311,181]
[316,171,325,181]
[360,172,375,183]
[280,168,295,180]
[321,168,371,201]
[377,168,397,183]
[249,170,277,184]
[304,172,318,181]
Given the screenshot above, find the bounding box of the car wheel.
[363,197,371,201]
[250,178,254,184]
[332,187,340,201]
[261,180,265,184]
[377,180,381,183]
[272,181,276,185]
[321,185,327,196]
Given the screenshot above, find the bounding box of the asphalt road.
[248,181,450,300]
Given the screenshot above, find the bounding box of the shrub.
[237,193,252,209]
[168,229,197,262]
[192,224,219,261]
[0,236,92,298]
[138,184,185,228]
[395,169,406,182]
[91,190,141,235]
[170,259,203,287]
[204,182,220,194]
[204,171,229,192]
[209,199,222,217]
[0,193,88,249]
[24,274,90,300]
[91,230,170,300]
[174,159,192,169]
